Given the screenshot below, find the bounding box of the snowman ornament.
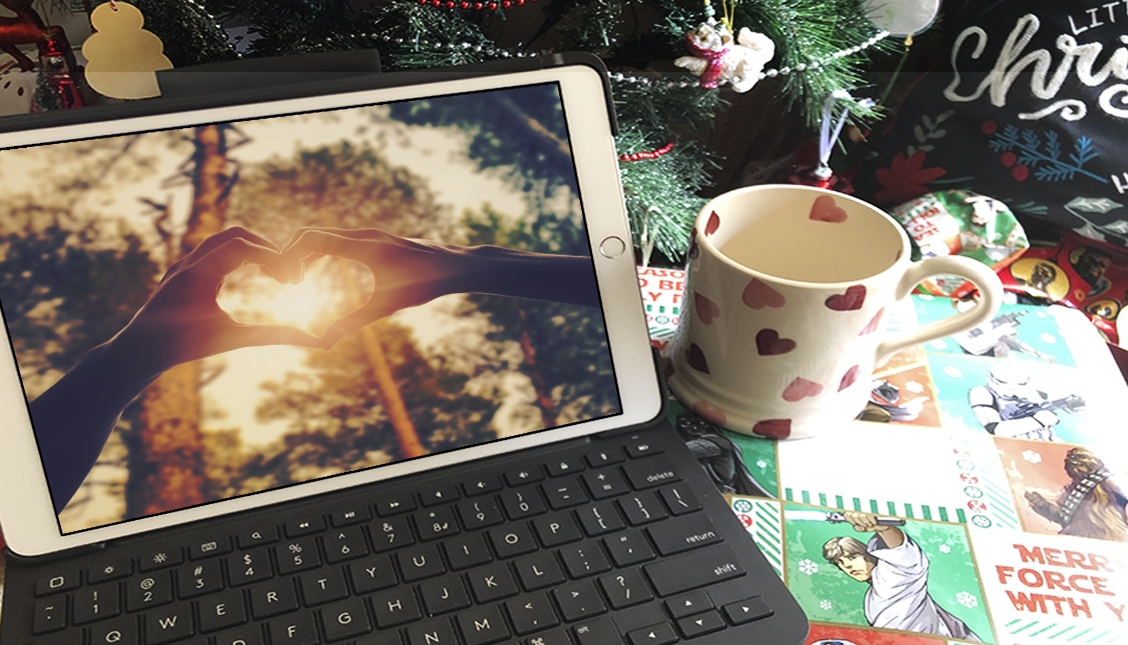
[83,1,173,99]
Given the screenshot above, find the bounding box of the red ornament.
[619,142,675,162]
[488,2,497,8]
[0,0,75,73]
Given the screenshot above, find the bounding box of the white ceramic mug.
[667,184,1003,439]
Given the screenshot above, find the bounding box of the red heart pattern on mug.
[782,377,823,402]
[825,285,867,311]
[693,401,728,426]
[859,307,885,336]
[752,418,792,440]
[809,195,848,223]
[755,329,797,356]
[705,210,721,236]
[695,293,721,325]
[742,278,786,310]
[838,364,860,391]
[687,343,710,374]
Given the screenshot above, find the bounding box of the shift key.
[643,544,744,596]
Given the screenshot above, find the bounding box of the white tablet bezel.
[0,63,663,557]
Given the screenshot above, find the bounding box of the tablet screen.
[0,81,622,535]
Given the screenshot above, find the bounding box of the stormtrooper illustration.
[968,363,1084,442]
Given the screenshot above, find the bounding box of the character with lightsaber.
[787,510,982,642]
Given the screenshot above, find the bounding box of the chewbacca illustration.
[1025,447,1128,542]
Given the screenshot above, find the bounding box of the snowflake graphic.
[1037,312,1048,318]
[944,366,963,379]
[957,591,979,609]
[919,294,935,301]
[799,559,819,576]
[756,460,767,469]
[905,381,925,393]
[820,600,833,611]
[939,545,951,554]
[1039,333,1058,345]
[1023,450,1043,464]
[929,340,948,350]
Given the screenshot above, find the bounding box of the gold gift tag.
[82,1,174,99]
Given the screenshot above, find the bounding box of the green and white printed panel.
[970,528,1127,645]
[729,496,784,579]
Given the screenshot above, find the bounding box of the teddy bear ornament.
[674,18,775,93]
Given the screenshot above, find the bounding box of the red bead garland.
[418,0,534,9]
[618,142,675,162]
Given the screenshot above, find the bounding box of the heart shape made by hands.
[782,377,823,402]
[752,418,792,440]
[742,278,786,310]
[755,329,797,356]
[825,285,867,311]
[809,195,849,223]
[219,260,358,342]
[695,293,721,325]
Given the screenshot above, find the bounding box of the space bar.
[643,544,746,596]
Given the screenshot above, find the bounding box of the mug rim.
[694,184,912,289]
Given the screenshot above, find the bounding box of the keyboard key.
[553,580,607,622]
[324,526,370,563]
[500,486,546,519]
[228,548,273,587]
[215,624,265,645]
[599,570,653,609]
[624,438,661,459]
[237,526,279,549]
[505,467,543,487]
[573,617,623,645]
[419,575,471,616]
[489,523,538,559]
[457,497,505,531]
[443,533,493,571]
[543,477,589,510]
[249,578,299,620]
[619,491,668,526]
[320,597,373,642]
[658,484,701,516]
[581,468,630,500]
[349,554,398,594]
[462,476,501,497]
[676,609,725,638]
[664,590,712,619]
[603,530,656,567]
[375,495,416,517]
[513,551,565,591]
[369,587,422,628]
[32,598,66,634]
[356,631,404,645]
[456,606,509,645]
[145,602,194,645]
[398,543,446,582]
[522,628,571,645]
[722,596,774,625]
[546,458,584,477]
[139,548,184,572]
[410,617,460,645]
[626,623,678,645]
[88,557,132,584]
[371,516,415,552]
[199,589,247,633]
[269,610,319,645]
[414,506,460,541]
[35,571,79,597]
[299,568,349,606]
[126,570,173,612]
[586,449,624,468]
[505,592,559,635]
[189,537,232,560]
[532,512,582,547]
[178,560,224,599]
[73,582,121,625]
[276,537,322,575]
[647,514,721,556]
[560,541,611,578]
[420,484,460,507]
[621,456,679,489]
[576,501,625,536]
[90,615,140,645]
[331,505,372,527]
[643,544,745,597]
[467,562,519,603]
[284,516,326,538]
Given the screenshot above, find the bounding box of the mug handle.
[875,255,1004,363]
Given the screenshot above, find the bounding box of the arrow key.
[627,622,678,645]
[676,609,725,639]
[722,596,774,625]
[664,589,712,619]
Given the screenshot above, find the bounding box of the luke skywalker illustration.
[968,363,1084,442]
[822,511,982,641]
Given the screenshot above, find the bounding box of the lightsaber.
[784,510,906,526]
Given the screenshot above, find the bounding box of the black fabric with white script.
[853,0,1128,247]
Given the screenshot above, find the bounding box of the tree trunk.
[517,308,558,428]
[128,125,229,518]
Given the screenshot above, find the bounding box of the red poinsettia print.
[874,150,947,205]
